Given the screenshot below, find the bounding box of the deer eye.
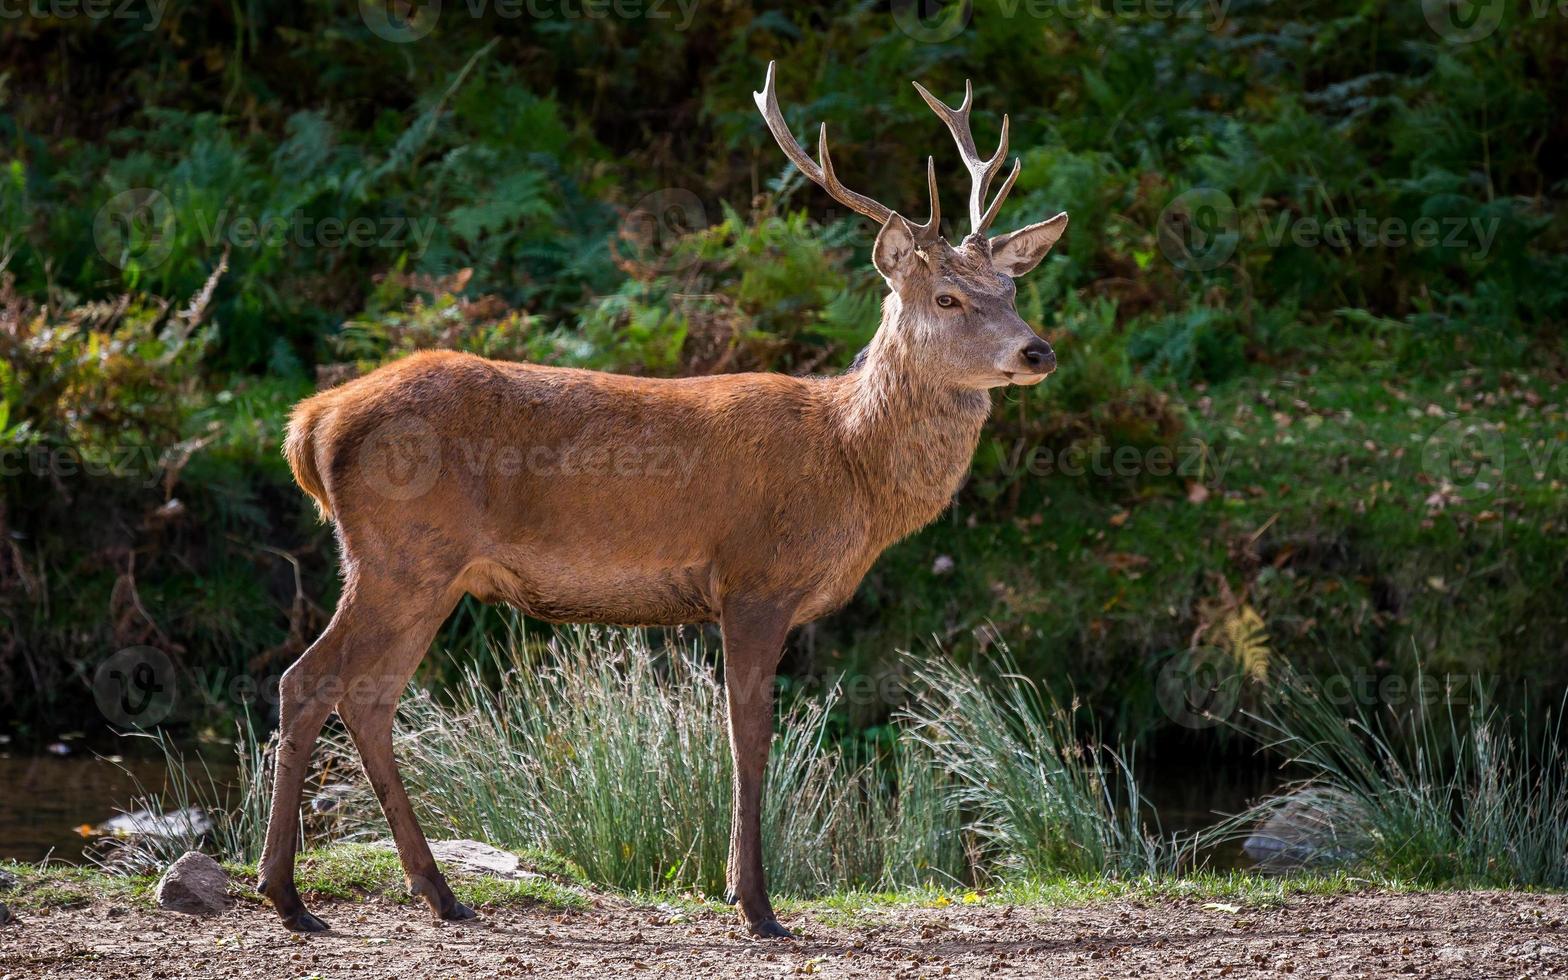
[935,294,959,309]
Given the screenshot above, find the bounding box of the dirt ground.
[2,891,1565,979]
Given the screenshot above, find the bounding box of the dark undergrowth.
[1,1,1564,749]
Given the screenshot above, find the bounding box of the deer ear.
[873,214,924,289]
[990,212,1069,277]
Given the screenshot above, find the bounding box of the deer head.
[755,62,1068,389]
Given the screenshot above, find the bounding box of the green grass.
[314,628,956,897]
[99,618,1566,911]
[1214,663,1568,889]
[0,843,587,915]
[302,628,1187,897]
[230,843,589,911]
[0,850,1508,927]
[0,863,157,912]
[794,870,1419,927]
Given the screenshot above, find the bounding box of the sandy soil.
[1,891,1565,979]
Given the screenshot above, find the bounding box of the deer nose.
[1020,339,1056,374]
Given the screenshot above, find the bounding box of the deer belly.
[460,555,714,626]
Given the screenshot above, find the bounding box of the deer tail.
[283,400,333,521]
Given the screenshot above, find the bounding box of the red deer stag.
[259,62,1067,938]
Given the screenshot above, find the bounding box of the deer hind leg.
[257,570,460,932]
[257,602,353,932]
[335,615,472,923]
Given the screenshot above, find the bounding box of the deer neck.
[829,296,991,524]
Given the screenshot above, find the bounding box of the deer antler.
[911,79,1021,238]
[755,61,941,244]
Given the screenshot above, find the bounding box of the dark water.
[1142,759,1284,868]
[0,743,1282,867]
[0,746,234,863]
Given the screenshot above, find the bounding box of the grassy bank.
[0,843,586,915]
[0,845,1429,919]
[41,629,1567,908]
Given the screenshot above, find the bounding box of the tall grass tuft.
[91,715,273,874]
[1221,665,1568,888]
[317,631,1187,892]
[321,628,932,896]
[877,737,968,887]
[899,653,1181,879]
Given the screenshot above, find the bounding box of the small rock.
[309,783,359,814]
[97,807,212,840]
[1243,787,1370,870]
[375,839,541,881]
[0,901,11,925]
[0,868,18,892]
[155,851,230,915]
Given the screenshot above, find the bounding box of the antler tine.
[912,79,1018,236]
[756,61,942,243]
[977,158,1021,234]
[919,155,940,242]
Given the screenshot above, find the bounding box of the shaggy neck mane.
[826,294,991,519]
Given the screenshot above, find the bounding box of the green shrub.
[1220,665,1568,888]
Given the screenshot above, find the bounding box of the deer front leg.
[719,598,795,939]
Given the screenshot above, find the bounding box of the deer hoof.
[441,900,477,922]
[748,918,793,939]
[283,909,330,933]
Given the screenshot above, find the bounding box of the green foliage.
[575,208,878,375]
[899,653,1179,878]
[1,0,1564,742]
[1127,307,1247,385]
[0,271,216,464]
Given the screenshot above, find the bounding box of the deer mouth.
[1005,370,1052,386]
